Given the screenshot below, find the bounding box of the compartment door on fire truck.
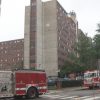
[0,71,13,97]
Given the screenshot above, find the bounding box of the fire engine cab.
[83,70,100,89]
[0,70,47,99]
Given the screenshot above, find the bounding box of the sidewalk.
[48,86,87,94]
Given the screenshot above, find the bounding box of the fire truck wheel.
[27,87,38,99]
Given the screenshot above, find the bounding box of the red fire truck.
[0,70,47,99]
[83,70,100,89]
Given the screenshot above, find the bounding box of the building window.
[18,58,19,61]
[17,40,20,43]
[59,37,60,40]
[13,59,15,62]
[9,42,12,44]
[63,10,65,14]
[5,50,7,54]
[17,53,19,57]
[32,2,36,6]
[1,47,3,49]
[58,44,60,47]
[60,7,62,11]
[68,49,70,53]
[22,58,23,60]
[46,23,50,27]
[57,16,60,20]
[64,47,65,51]
[0,64,2,67]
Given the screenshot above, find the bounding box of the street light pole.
[98,59,100,72]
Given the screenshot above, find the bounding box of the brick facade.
[0,39,24,70]
[57,2,77,68]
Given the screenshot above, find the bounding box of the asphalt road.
[39,87,100,100]
[1,87,100,100]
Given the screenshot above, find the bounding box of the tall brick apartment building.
[0,0,78,76]
[24,0,78,76]
[0,39,24,70]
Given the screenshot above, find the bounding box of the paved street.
[1,87,100,100]
[40,87,100,100]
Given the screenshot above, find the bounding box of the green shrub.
[61,80,83,88]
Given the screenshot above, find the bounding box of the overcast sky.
[0,0,100,42]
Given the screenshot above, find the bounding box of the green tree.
[60,32,95,76]
[60,58,88,77]
[75,32,95,68]
[96,23,100,32]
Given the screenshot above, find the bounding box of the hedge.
[61,80,83,88]
[48,80,83,89]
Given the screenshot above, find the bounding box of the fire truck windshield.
[84,73,96,78]
[89,73,96,77]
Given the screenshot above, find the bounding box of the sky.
[0,0,100,42]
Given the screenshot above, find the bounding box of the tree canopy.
[60,28,100,76]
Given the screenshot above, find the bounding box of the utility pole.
[98,59,100,72]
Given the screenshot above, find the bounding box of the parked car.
[47,76,58,86]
